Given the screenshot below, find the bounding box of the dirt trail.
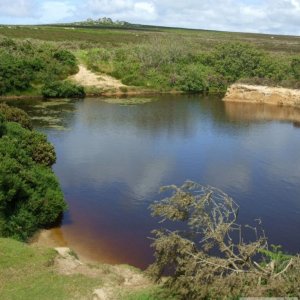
[70,65,125,90]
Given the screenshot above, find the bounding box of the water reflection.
[224,101,300,125]
[4,96,300,268]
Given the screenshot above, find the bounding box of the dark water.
[6,95,300,269]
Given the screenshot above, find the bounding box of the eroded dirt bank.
[70,65,126,91]
[223,84,300,107]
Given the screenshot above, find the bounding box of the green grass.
[0,24,299,96]
[123,287,177,300]
[0,238,104,300]
[0,25,299,54]
[0,238,170,300]
[0,26,150,49]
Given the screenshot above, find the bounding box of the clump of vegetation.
[103,97,157,105]
[148,181,300,299]
[0,103,32,129]
[83,38,299,93]
[0,38,78,96]
[74,17,131,27]
[0,106,66,241]
[0,238,106,299]
[6,122,56,166]
[0,114,7,137]
[206,43,282,82]
[42,81,85,98]
[291,57,300,80]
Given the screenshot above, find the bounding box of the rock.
[54,247,83,275]
[92,288,114,300]
[223,84,300,107]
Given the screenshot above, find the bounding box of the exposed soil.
[223,84,300,107]
[70,65,126,91]
[53,247,152,300]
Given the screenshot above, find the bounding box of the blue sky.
[0,0,300,35]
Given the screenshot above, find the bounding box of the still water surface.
[8,95,300,269]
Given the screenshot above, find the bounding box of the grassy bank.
[79,39,299,93]
[0,38,84,98]
[0,24,299,98]
[0,238,170,300]
[0,238,102,299]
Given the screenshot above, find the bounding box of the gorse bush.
[148,181,300,299]
[0,38,79,95]
[6,122,56,166]
[0,103,32,130]
[0,114,6,137]
[291,58,300,79]
[177,65,210,93]
[0,105,66,241]
[83,39,299,93]
[42,81,85,98]
[206,43,268,81]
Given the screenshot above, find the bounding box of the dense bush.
[42,81,85,98]
[0,103,32,130]
[0,52,34,94]
[292,58,300,79]
[0,38,79,95]
[84,40,299,93]
[206,43,266,81]
[6,122,56,166]
[178,65,213,93]
[0,109,66,241]
[0,146,65,240]
[0,114,6,137]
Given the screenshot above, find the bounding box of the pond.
[5,95,300,269]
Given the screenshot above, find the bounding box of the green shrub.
[291,58,300,79]
[0,114,6,137]
[0,51,34,94]
[206,43,294,84]
[0,148,65,240]
[53,49,78,76]
[0,39,79,95]
[178,65,210,93]
[207,43,268,82]
[42,81,85,98]
[0,117,66,241]
[6,122,56,166]
[0,103,32,130]
[84,40,298,93]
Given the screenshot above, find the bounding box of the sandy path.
[71,65,125,89]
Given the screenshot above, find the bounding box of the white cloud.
[38,1,76,23]
[86,0,133,14]
[0,0,299,35]
[84,0,157,22]
[134,2,155,14]
[0,0,35,18]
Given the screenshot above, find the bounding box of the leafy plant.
[0,103,32,130]
[6,122,56,166]
[291,58,300,79]
[0,108,66,241]
[42,81,85,98]
[0,39,79,96]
